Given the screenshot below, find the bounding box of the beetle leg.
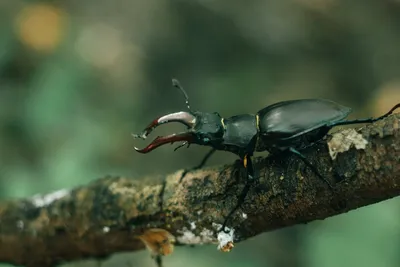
[220,154,254,233]
[288,147,333,189]
[197,148,216,169]
[328,103,400,127]
[158,179,167,212]
[179,148,216,183]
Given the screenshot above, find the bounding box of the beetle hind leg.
[329,102,400,127]
[289,147,333,189]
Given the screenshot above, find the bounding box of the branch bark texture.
[0,114,399,267]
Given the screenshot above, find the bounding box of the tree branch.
[0,114,399,267]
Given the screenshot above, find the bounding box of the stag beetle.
[132,79,400,232]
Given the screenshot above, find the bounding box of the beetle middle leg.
[179,148,216,182]
[288,147,333,189]
[220,154,255,233]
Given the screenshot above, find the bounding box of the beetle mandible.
[132,79,400,232]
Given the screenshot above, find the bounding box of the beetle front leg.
[158,179,167,212]
[220,154,254,233]
[179,148,217,183]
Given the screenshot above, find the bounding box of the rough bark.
[0,114,399,267]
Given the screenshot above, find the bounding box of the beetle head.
[132,79,225,153]
[132,111,224,153]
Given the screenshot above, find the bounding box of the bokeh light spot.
[15,4,67,52]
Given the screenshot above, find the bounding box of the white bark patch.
[31,189,70,208]
[199,228,214,243]
[176,226,216,245]
[217,228,234,251]
[177,230,201,244]
[213,223,235,251]
[328,129,368,160]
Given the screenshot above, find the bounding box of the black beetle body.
[133,98,353,159]
[256,99,351,153]
[132,79,399,232]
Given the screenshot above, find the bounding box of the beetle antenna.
[172,78,191,111]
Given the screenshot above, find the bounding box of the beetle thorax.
[220,114,258,156]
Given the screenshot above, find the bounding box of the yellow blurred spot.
[137,228,176,256]
[15,4,66,52]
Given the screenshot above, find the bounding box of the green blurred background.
[1,0,400,266]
